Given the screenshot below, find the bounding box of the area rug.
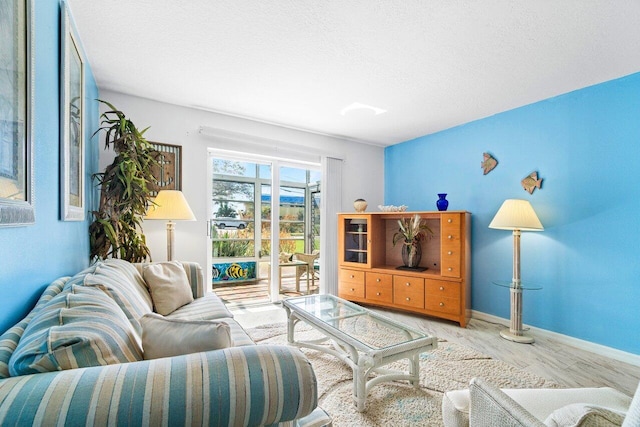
[246,323,558,427]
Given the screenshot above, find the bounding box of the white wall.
[97,91,385,275]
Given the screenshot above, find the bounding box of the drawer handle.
[448,267,453,272]
[376,292,381,296]
[448,218,452,223]
[350,288,355,292]
[439,302,445,307]
[447,251,453,255]
[405,282,410,287]
[439,286,444,291]
[406,297,411,302]
[350,275,354,279]
[448,235,453,239]
[376,278,381,282]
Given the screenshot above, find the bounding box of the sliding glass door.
[209,152,321,306]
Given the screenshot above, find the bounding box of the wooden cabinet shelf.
[337,211,471,327]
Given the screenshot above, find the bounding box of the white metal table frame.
[282,294,437,412]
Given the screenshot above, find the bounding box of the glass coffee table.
[282,294,437,412]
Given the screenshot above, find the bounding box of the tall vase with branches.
[392,214,433,268]
[89,101,157,262]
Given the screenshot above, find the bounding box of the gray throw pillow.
[142,261,194,315]
[140,313,232,360]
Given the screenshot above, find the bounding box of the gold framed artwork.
[60,1,85,221]
[149,142,182,196]
[0,0,35,226]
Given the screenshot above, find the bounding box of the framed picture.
[60,1,85,221]
[0,0,35,226]
[148,142,182,196]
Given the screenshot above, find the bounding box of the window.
[211,158,320,260]
[211,160,261,258]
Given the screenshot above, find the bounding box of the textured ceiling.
[66,1,640,146]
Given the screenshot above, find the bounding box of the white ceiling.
[66,1,640,147]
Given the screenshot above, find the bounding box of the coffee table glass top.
[283,294,429,350]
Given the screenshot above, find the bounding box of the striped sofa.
[0,259,320,426]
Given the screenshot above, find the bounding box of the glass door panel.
[209,154,321,306]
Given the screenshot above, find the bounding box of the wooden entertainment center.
[337,211,471,327]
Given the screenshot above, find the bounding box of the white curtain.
[320,156,343,296]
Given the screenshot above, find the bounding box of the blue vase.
[436,193,449,211]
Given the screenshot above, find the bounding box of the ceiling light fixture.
[340,102,387,116]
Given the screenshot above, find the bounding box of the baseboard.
[471,310,640,367]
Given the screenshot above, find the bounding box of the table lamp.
[145,190,196,261]
[489,199,543,343]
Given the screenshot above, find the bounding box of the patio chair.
[293,252,320,293]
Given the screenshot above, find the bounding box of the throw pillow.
[544,403,627,427]
[140,313,232,359]
[143,261,194,315]
[9,286,142,376]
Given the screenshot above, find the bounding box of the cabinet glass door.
[342,216,369,265]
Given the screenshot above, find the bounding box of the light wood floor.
[232,302,640,397]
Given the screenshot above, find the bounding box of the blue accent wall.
[385,72,640,355]
[0,0,99,333]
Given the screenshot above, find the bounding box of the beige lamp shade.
[146,190,196,221]
[488,199,543,231]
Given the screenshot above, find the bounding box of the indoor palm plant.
[392,214,433,268]
[89,101,157,262]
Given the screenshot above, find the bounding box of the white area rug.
[247,322,558,427]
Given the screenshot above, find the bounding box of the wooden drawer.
[366,272,392,287]
[393,276,424,309]
[366,272,393,304]
[441,214,462,278]
[339,268,365,284]
[441,247,461,277]
[426,279,460,299]
[338,268,365,299]
[441,213,460,229]
[366,282,393,303]
[339,281,365,299]
[425,296,460,315]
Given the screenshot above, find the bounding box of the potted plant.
[392,214,433,268]
[88,101,157,262]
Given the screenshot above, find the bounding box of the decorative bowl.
[377,205,408,212]
[353,199,368,212]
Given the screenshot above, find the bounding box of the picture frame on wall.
[0,0,35,226]
[60,1,85,221]
[148,142,182,197]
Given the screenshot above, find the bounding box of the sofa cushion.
[0,277,70,379]
[142,261,194,315]
[140,312,231,359]
[8,285,142,376]
[61,263,100,290]
[165,292,234,321]
[83,260,153,333]
[217,318,255,347]
[544,403,626,427]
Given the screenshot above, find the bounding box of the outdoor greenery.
[215,201,238,218]
[212,232,253,257]
[211,159,316,259]
[89,101,156,262]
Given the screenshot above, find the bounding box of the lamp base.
[500,329,535,344]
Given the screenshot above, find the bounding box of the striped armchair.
[0,259,320,426]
